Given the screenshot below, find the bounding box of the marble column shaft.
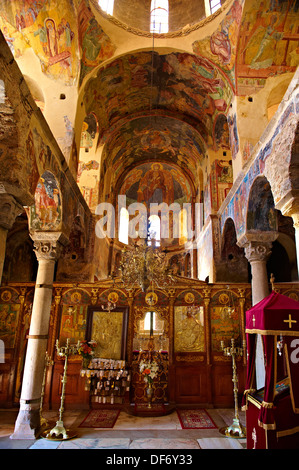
[11,234,65,439]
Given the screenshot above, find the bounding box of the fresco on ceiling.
[236,0,299,94]
[77,0,116,84]
[0,0,79,84]
[84,52,234,143]
[102,116,206,187]
[192,0,244,89]
[30,171,62,230]
[120,162,193,207]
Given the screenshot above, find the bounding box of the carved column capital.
[237,231,278,263]
[0,193,23,231]
[244,241,273,263]
[30,232,68,262]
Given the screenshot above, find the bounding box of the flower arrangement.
[139,359,159,384]
[78,340,97,367]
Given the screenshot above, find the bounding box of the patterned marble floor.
[0,407,247,450]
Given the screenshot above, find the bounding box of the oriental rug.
[79,409,120,428]
[176,409,217,429]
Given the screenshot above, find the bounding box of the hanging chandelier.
[119,238,174,292]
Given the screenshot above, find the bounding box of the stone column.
[11,232,67,439]
[238,232,278,389]
[0,193,23,283]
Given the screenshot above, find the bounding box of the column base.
[10,408,41,440]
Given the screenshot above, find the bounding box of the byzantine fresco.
[210,159,233,212]
[77,0,116,84]
[0,0,79,84]
[236,0,299,95]
[30,170,62,231]
[102,116,206,193]
[119,162,193,208]
[77,113,100,212]
[84,51,234,145]
[247,177,277,232]
[192,0,244,89]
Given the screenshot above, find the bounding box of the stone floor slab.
[197,437,244,449]
[129,438,200,449]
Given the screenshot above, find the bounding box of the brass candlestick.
[39,351,54,429]
[43,338,80,440]
[219,338,246,439]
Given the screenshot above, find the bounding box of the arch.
[29,170,62,231]
[217,217,248,282]
[246,176,277,233]
[2,212,37,283]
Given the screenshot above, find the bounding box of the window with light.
[148,214,161,246]
[98,0,114,15]
[119,207,129,244]
[210,0,221,14]
[150,0,169,34]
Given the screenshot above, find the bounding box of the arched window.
[209,0,221,14]
[98,0,114,15]
[119,207,129,244]
[148,214,160,246]
[150,0,169,34]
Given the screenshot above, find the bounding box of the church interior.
[0,0,298,451]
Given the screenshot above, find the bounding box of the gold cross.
[283,314,297,329]
[252,314,256,327]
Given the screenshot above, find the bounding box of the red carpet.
[79,409,120,428]
[176,409,217,429]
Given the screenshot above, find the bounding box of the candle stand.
[219,338,246,439]
[39,351,54,430]
[42,338,80,440]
